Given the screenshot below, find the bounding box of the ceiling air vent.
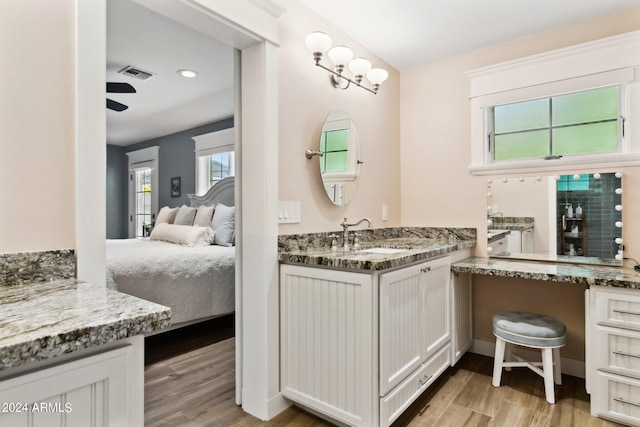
[117,66,155,81]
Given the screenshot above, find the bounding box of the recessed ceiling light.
[178,69,197,78]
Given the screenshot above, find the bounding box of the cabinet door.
[452,272,472,364]
[379,256,451,397]
[488,237,507,255]
[0,340,142,427]
[379,263,423,397]
[507,230,522,253]
[521,228,533,252]
[280,265,375,427]
[420,257,451,361]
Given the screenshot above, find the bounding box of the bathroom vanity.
[452,257,640,426]
[278,227,475,427]
[0,279,170,427]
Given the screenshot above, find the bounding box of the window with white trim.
[487,85,625,162]
[197,149,235,193]
[193,128,235,195]
[466,31,640,175]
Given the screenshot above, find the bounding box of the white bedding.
[106,238,235,325]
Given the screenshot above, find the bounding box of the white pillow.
[174,205,197,225]
[150,223,215,247]
[193,205,215,227]
[156,206,179,225]
[211,203,235,247]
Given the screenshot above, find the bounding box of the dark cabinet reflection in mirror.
[487,172,622,265]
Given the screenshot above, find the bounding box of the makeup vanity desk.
[452,257,640,426]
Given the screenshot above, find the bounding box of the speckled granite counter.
[487,217,534,231]
[0,250,75,286]
[487,229,510,243]
[451,257,640,289]
[279,227,476,271]
[0,279,171,371]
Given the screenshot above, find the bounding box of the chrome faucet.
[340,217,372,250]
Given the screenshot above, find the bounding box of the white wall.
[277,0,401,234]
[0,1,76,253]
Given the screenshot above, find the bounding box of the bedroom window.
[488,86,623,162]
[198,150,235,193]
[193,128,235,195]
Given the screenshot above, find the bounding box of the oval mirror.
[318,110,361,206]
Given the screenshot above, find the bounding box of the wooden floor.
[144,318,624,426]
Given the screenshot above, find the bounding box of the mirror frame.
[317,110,361,206]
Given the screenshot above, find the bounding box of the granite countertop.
[279,235,476,271]
[451,257,640,289]
[0,279,171,371]
[488,216,534,231]
[490,223,534,231]
[487,229,510,243]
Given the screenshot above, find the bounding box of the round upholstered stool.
[492,311,566,404]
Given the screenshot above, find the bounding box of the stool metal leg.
[541,347,555,404]
[553,347,562,385]
[492,337,506,387]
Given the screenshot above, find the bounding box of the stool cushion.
[493,311,566,347]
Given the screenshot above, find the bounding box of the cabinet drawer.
[379,343,451,427]
[592,371,640,426]
[595,326,640,380]
[594,288,640,331]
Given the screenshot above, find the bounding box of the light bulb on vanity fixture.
[305,31,388,94]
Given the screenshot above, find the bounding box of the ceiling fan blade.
[107,82,136,93]
[107,98,128,112]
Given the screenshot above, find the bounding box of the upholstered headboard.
[187,176,235,207]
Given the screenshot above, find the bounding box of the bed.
[106,177,235,328]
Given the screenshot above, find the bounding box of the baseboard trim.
[471,339,585,379]
[266,392,291,420]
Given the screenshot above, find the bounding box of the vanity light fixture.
[305,31,388,94]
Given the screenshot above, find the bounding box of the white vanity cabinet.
[378,256,452,426]
[506,228,533,253]
[588,286,640,426]
[488,236,508,255]
[0,337,144,427]
[280,256,455,427]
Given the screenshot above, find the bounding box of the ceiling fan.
[106,82,136,112]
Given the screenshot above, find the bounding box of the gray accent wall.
[106,118,234,238]
[106,144,128,239]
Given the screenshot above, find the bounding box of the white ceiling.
[106,0,235,146]
[106,0,640,146]
[297,0,640,70]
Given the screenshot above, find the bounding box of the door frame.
[76,0,286,420]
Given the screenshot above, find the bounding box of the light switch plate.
[278,202,301,223]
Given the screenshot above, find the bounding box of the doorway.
[78,0,283,419]
[106,0,239,403]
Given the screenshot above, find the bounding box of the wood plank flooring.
[144,318,624,426]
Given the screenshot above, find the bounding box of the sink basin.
[359,247,406,255]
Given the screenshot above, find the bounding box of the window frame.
[466,31,640,176]
[485,85,627,163]
[193,128,235,195]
